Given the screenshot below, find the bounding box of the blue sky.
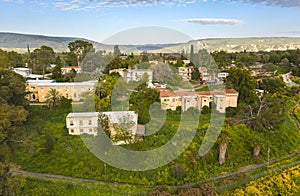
[1,0,300,44]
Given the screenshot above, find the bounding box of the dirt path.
[11,148,300,190]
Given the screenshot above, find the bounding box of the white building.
[13,67,43,79]
[217,72,229,79]
[109,68,153,83]
[66,111,138,137]
[61,66,82,74]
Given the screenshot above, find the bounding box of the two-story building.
[66,111,138,138]
[160,89,238,113]
[26,80,97,102]
[178,66,194,81]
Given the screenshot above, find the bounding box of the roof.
[37,81,97,87]
[101,111,137,124]
[27,79,55,84]
[67,112,98,118]
[160,90,176,97]
[225,89,239,95]
[66,111,137,122]
[160,89,238,98]
[62,66,81,69]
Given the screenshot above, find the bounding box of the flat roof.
[67,112,98,118]
[37,82,96,87]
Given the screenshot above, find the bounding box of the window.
[204,100,207,102]
[70,129,74,133]
[66,93,68,98]
[70,121,74,126]
[80,129,83,133]
[79,120,83,125]
[88,120,92,125]
[172,98,175,102]
[74,93,77,98]
[89,128,92,132]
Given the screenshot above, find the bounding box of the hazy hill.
[0,32,179,53]
[154,37,300,53]
[1,32,300,53]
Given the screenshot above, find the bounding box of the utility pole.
[267,146,271,167]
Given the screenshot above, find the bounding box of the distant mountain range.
[1,32,300,53]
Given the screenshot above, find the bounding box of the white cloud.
[237,0,300,7]
[3,0,300,11]
[184,18,244,25]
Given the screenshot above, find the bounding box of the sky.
[1,0,300,44]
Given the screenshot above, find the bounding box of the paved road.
[282,72,299,87]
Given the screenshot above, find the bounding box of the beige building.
[66,111,138,139]
[26,80,97,102]
[178,66,193,81]
[160,89,238,113]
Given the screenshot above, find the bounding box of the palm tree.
[218,133,229,165]
[45,88,61,108]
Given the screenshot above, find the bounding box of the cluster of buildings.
[178,65,229,83]
[159,89,238,113]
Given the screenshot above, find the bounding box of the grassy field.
[11,93,300,192]
[21,177,153,196]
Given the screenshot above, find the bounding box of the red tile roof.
[160,89,238,98]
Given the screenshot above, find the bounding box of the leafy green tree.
[243,95,284,132]
[129,84,159,124]
[0,70,28,194]
[260,77,285,94]
[226,68,258,105]
[51,57,63,81]
[136,62,151,69]
[262,63,276,72]
[65,52,78,66]
[113,114,136,144]
[0,70,28,106]
[191,66,201,81]
[63,68,77,82]
[0,163,26,196]
[291,65,300,77]
[8,51,23,67]
[0,49,12,68]
[211,50,232,69]
[99,114,111,138]
[68,40,93,65]
[190,44,195,63]
[31,45,55,75]
[113,45,121,57]
[141,51,149,62]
